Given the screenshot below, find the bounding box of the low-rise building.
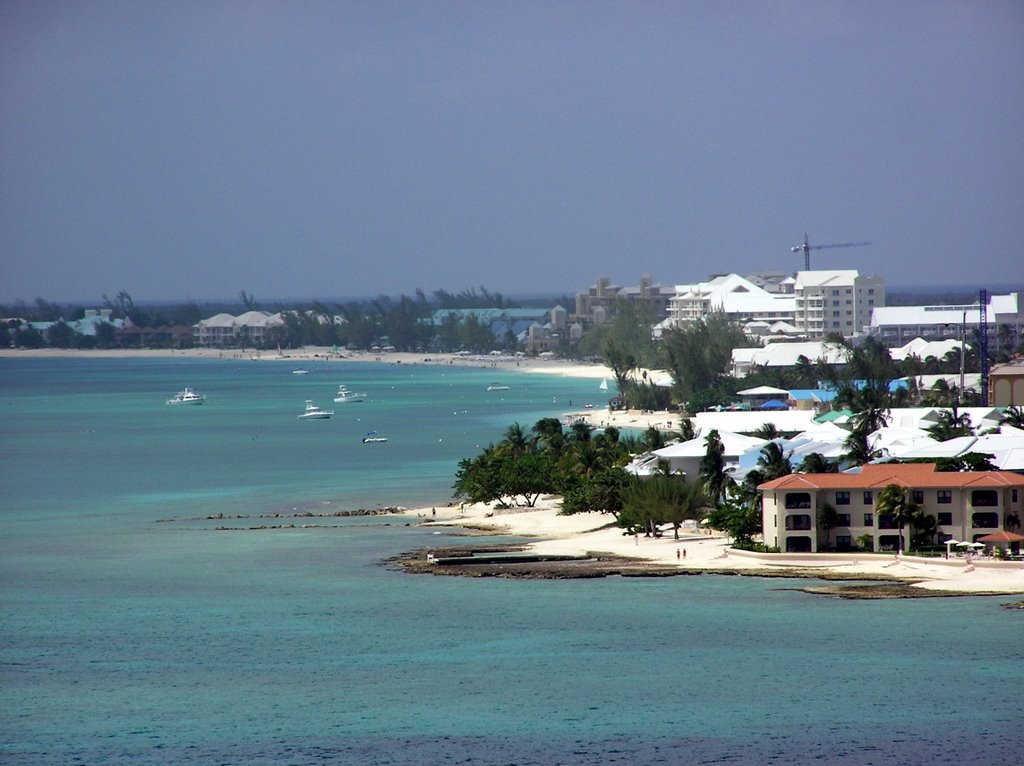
[194,311,284,348]
[759,463,1024,553]
[989,360,1024,407]
[869,291,1023,350]
[668,273,796,327]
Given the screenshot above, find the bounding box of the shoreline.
[397,498,1024,598]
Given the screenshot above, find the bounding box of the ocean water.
[1,358,1021,765]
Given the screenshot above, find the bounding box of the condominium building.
[668,273,796,327]
[572,275,675,326]
[793,270,884,339]
[194,311,284,348]
[759,463,1024,553]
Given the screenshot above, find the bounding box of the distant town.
[4,269,1022,409]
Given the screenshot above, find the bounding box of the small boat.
[291,369,310,375]
[486,383,510,391]
[298,400,333,419]
[167,387,206,405]
[361,431,388,443]
[334,385,366,403]
[599,378,609,392]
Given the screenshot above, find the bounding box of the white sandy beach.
[405,498,1024,595]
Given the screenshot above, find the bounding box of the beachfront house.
[759,463,1024,553]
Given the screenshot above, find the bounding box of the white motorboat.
[486,383,510,392]
[334,385,366,403]
[298,400,334,419]
[361,431,388,443]
[167,387,206,405]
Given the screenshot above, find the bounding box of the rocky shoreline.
[387,542,1024,604]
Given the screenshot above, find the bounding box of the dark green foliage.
[660,312,749,409]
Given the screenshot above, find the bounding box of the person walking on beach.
[676,548,680,561]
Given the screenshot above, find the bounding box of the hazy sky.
[2,1,1022,303]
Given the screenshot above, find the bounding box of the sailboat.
[599,378,609,392]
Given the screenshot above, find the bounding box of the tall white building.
[793,270,884,339]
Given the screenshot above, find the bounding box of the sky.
[2,1,1023,304]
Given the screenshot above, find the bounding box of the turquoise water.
[1,358,1021,765]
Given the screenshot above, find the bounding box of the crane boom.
[791,233,871,270]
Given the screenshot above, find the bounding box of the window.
[863,491,873,505]
[971,490,998,507]
[785,493,811,510]
[937,512,952,526]
[863,513,874,526]
[971,512,999,528]
[1014,489,1019,503]
[911,490,924,504]
[835,491,851,505]
[879,513,898,530]
[938,490,952,504]
[836,535,852,551]
[837,513,851,527]
[785,514,813,531]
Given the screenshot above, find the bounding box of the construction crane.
[791,233,871,271]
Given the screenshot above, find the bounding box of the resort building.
[730,339,849,377]
[667,273,796,328]
[572,275,675,327]
[793,270,884,339]
[194,311,284,348]
[869,291,1023,350]
[759,463,1024,553]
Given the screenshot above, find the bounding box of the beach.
[403,498,1024,596]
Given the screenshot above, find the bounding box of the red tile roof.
[759,463,1024,491]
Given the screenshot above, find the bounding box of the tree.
[926,407,973,442]
[1000,405,1024,429]
[799,452,837,474]
[817,503,839,551]
[876,484,920,555]
[616,474,704,538]
[756,442,792,482]
[699,430,732,507]
[661,311,749,409]
[705,484,762,545]
[603,339,636,396]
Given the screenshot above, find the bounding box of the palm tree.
[699,429,732,507]
[532,418,565,455]
[1000,405,1024,429]
[799,452,837,474]
[501,422,531,457]
[756,442,792,481]
[753,422,781,440]
[842,426,878,467]
[817,502,839,551]
[876,483,920,555]
[678,418,696,442]
[926,407,974,442]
